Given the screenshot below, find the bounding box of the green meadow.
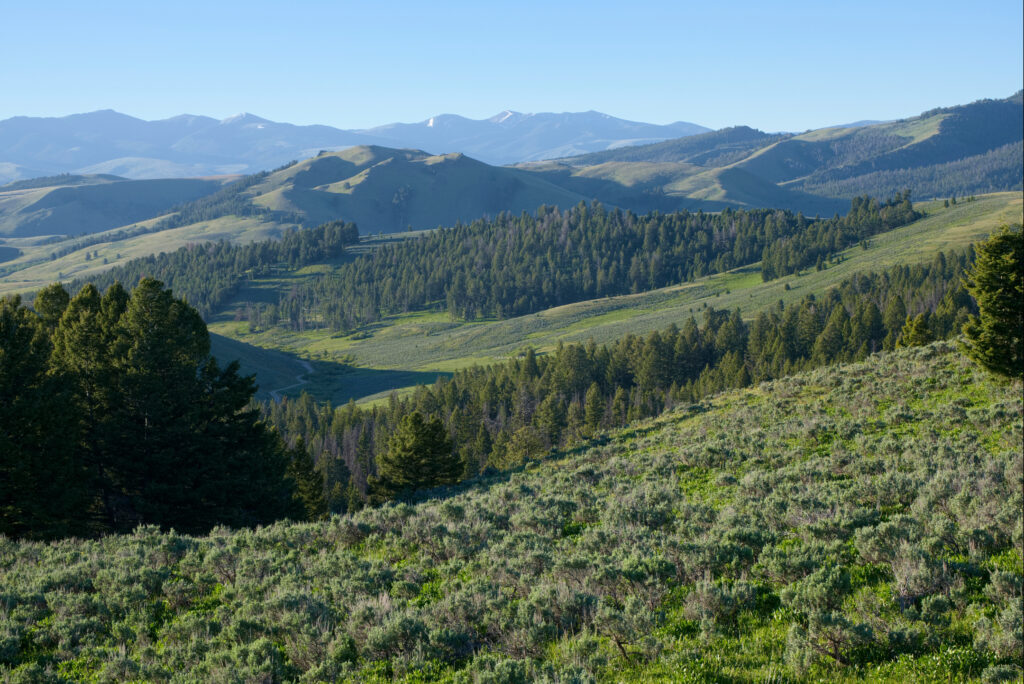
[207,192,1022,404]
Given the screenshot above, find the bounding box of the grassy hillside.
[0,214,290,296]
[525,93,1023,209]
[2,342,1020,682]
[515,158,847,216]
[0,175,230,237]
[207,192,1022,404]
[737,97,1023,198]
[243,146,590,233]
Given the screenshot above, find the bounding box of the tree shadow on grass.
[305,361,453,405]
[209,332,451,404]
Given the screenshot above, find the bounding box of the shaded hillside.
[1,342,1020,681]
[0,174,231,237]
[802,141,1024,199]
[559,125,784,166]
[519,128,847,216]
[525,93,1023,209]
[742,93,1024,196]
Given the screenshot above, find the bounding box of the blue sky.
[2,0,1021,132]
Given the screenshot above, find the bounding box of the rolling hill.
[0,93,1019,294]
[243,146,590,232]
[530,92,1023,207]
[0,173,233,238]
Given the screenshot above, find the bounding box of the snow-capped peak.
[220,112,270,125]
[488,110,526,125]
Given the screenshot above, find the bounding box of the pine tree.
[287,438,328,520]
[962,225,1024,378]
[584,382,606,435]
[50,278,296,534]
[536,393,567,444]
[371,411,458,501]
[32,283,70,330]
[897,313,934,348]
[882,296,907,350]
[0,296,87,539]
[813,306,850,363]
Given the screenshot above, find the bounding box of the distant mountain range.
[0,93,1019,242]
[0,110,709,183]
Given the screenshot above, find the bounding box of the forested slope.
[1,342,1020,682]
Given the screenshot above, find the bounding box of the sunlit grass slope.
[1,342,1020,682]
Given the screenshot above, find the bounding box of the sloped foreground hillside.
[1,342,1021,682]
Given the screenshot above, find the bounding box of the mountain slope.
[235,146,591,232]
[2,342,1020,681]
[538,93,1023,205]
[518,125,848,215]
[0,174,232,237]
[740,94,1024,193]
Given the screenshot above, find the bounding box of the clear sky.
[2,0,1021,132]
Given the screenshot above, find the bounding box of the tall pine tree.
[370,411,459,501]
[962,225,1024,378]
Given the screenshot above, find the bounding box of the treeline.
[266,249,975,512]
[1,279,324,540]
[262,196,917,333]
[802,142,1023,200]
[760,193,919,279]
[67,220,359,317]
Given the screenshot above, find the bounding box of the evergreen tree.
[813,306,850,363]
[371,411,458,501]
[584,382,606,435]
[44,278,296,535]
[962,225,1024,378]
[882,296,907,350]
[897,313,934,348]
[32,283,70,330]
[0,296,87,539]
[286,438,328,520]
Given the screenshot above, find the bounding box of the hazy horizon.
[2,0,1021,133]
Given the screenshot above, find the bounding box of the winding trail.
[268,358,315,402]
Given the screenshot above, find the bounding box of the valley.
[1,78,1022,683]
[206,192,1022,404]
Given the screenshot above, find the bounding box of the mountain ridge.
[0,109,710,182]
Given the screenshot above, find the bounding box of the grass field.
[0,215,294,295]
[207,192,1022,404]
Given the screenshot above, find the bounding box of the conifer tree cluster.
[1,279,318,539]
[75,220,359,318]
[255,196,917,332]
[266,250,976,506]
